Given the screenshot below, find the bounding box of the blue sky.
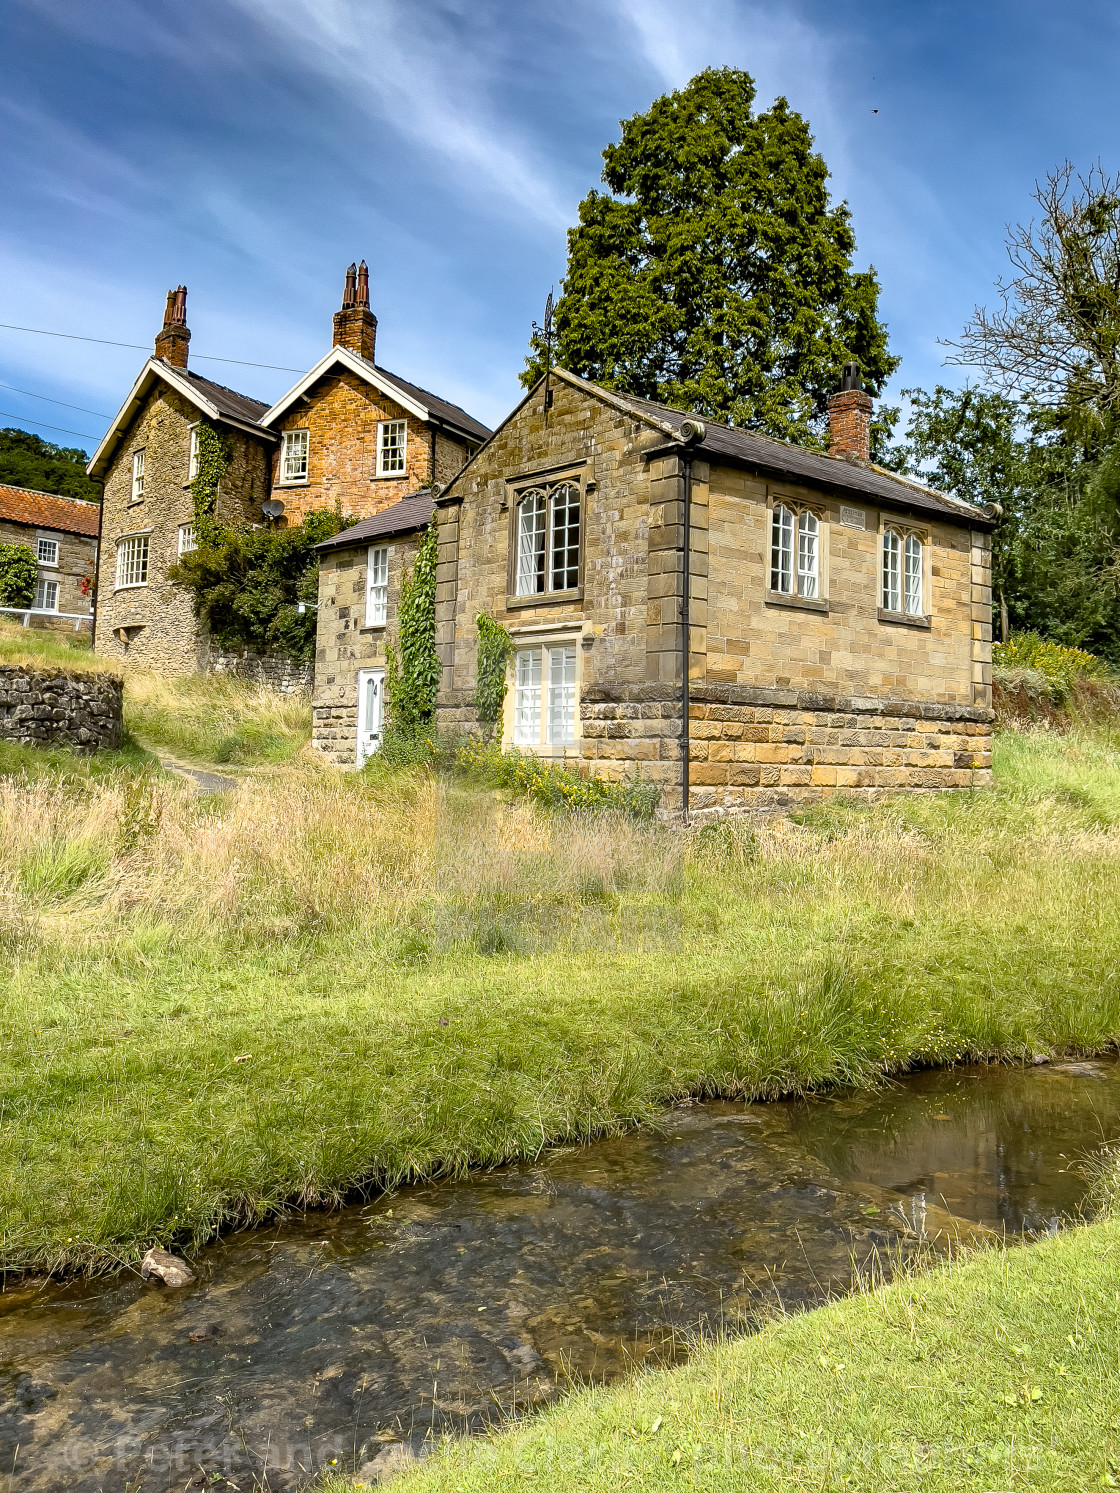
[1,0,1117,457]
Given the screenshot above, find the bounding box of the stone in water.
[140,1247,196,1286]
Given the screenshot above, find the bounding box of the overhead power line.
[0,321,304,373]
[0,381,111,419]
[0,411,100,441]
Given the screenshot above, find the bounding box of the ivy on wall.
[475,612,514,733]
[385,520,441,734]
[0,543,37,608]
[190,421,231,530]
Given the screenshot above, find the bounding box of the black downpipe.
[680,454,692,823]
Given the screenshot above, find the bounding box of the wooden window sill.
[506,588,583,610]
[878,608,931,629]
[765,591,829,614]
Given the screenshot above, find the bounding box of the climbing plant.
[190,421,231,531]
[475,612,514,734]
[385,520,441,734]
[0,543,37,608]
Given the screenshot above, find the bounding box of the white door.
[356,669,384,765]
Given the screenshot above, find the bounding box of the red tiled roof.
[0,484,100,538]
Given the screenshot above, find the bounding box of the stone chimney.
[332,260,377,362]
[827,362,873,462]
[154,285,190,368]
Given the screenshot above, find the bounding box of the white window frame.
[512,479,582,597]
[882,528,926,617]
[188,426,200,483]
[377,420,408,477]
[356,668,385,765]
[178,522,197,556]
[511,638,579,750]
[770,502,820,599]
[36,537,59,567]
[32,577,59,612]
[115,534,150,590]
[131,449,145,503]
[365,544,389,626]
[280,428,310,485]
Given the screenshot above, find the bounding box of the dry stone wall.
[0,664,123,751]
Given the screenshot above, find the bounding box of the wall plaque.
[840,505,866,529]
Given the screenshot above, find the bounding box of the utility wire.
[0,321,304,373]
[0,381,111,419]
[0,411,100,441]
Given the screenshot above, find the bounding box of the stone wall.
[94,384,272,675]
[312,532,422,764]
[207,646,312,695]
[580,682,992,819]
[0,664,123,751]
[270,369,471,525]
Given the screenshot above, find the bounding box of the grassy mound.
[379,1213,1120,1491]
[3,729,1120,1273]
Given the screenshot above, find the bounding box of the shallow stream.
[4,1059,1120,1490]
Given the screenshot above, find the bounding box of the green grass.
[372,1215,1120,1492]
[4,727,1120,1274]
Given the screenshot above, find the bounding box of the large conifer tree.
[526,68,897,446]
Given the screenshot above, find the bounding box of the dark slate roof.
[315,493,436,553]
[361,358,492,443]
[549,373,995,530]
[180,368,271,425]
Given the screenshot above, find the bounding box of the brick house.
[255,261,490,526]
[87,270,489,677]
[0,484,99,633]
[313,365,995,814]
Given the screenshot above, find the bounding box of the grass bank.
[375,1210,1120,1492]
[0,620,311,766]
[4,727,1120,1273]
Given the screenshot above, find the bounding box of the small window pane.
[514,648,542,744]
[178,523,196,556]
[33,578,58,611]
[904,533,923,615]
[547,644,577,743]
[378,420,407,476]
[366,545,389,625]
[550,483,580,591]
[882,531,902,612]
[188,427,200,482]
[797,510,819,598]
[282,429,309,483]
[131,450,145,501]
[770,506,794,593]
[116,535,149,589]
[36,538,59,566]
[516,490,547,594]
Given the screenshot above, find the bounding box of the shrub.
[455,737,662,819]
[385,521,440,734]
[993,632,1112,701]
[0,543,37,608]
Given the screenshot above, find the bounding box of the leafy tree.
[946,162,1120,446]
[524,67,898,447]
[0,428,101,502]
[169,510,349,662]
[0,542,37,607]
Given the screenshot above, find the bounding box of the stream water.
[4,1058,1120,1490]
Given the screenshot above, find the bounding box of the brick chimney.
[332,260,377,362]
[828,362,873,462]
[154,285,190,368]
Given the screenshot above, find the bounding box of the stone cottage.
[313,365,996,815]
[87,270,490,677]
[0,484,99,633]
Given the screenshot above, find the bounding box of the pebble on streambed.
[140,1247,196,1286]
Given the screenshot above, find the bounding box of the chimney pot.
[828,364,873,462]
[333,260,377,361]
[154,284,190,368]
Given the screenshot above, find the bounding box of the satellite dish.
[262,498,286,520]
